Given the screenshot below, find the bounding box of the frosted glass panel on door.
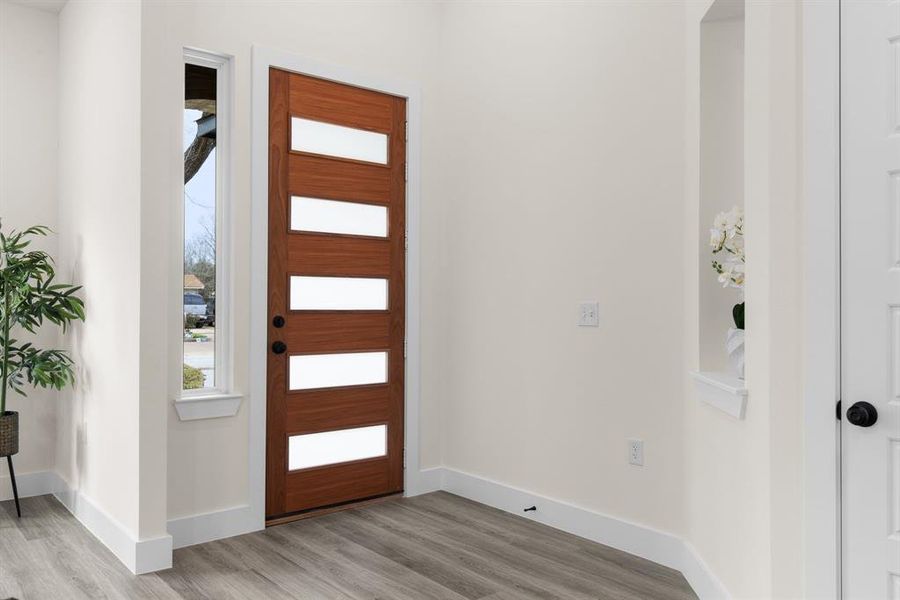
[291,117,388,164]
[290,197,388,237]
[289,351,387,390]
[288,424,387,470]
[290,276,387,310]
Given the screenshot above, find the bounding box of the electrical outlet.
[578,302,599,327]
[628,439,644,466]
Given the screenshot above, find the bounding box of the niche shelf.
[690,371,747,419]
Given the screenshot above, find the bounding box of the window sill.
[174,393,243,421]
[690,371,748,419]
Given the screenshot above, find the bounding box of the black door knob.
[846,401,878,428]
[273,315,285,328]
[272,341,287,355]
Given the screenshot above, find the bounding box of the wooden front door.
[266,68,406,520]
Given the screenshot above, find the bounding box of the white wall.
[685,4,771,597]
[683,1,804,597]
[699,16,743,372]
[140,0,690,542]
[137,0,446,521]
[0,0,59,496]
[436,1,688,535]
[56,0,148,539]
[3,1,812,592]
[137,0,171,543]
[750,3,803,596]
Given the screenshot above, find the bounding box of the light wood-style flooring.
[0,491,696,599]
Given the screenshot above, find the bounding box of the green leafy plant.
[0,225,85,415]
[184,314,201,330]
[732,302,745,330]
[183,364,204,390]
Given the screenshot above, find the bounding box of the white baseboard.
[54,487,173,575]
[440,468,683,568]
[438,467,730,600]
[680,540,731,600]
[134,534,174,575]
[167,504,260,549]
[406,466,443,496]
[159,466,729,598]
[0,468,66,501]
[17,464,727,597]
[165,467,445,549]
[0,469,172,575]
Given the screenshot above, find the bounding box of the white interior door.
[842,2,900,598]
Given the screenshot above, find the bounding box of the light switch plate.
[578,302,599,327]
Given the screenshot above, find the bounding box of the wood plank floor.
[0,492,696,600]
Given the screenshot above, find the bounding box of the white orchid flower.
[711,207,746,289]
[725,205,743,226]
[714,213,728,230]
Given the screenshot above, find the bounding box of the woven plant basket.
[0,411,19,457]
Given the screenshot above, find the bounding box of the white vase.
[726,327,745,380]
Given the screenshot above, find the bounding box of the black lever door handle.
[846,401,878,428]
[272,341,287,355]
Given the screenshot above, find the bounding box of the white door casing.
[249,46,426,531]
[842,2,900,597]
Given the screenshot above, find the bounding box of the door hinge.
[404,162,408,182]
[404,120,408,142]
[404,339,408,358]
[403,448,407,468]
[405,232,409,252]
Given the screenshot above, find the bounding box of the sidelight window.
[182,49,232,395]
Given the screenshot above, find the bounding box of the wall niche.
[692,0,747,418]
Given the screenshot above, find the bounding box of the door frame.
[802,1,841,598]
[248,46,425,530]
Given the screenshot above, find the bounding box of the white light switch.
[578,302,599,327]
